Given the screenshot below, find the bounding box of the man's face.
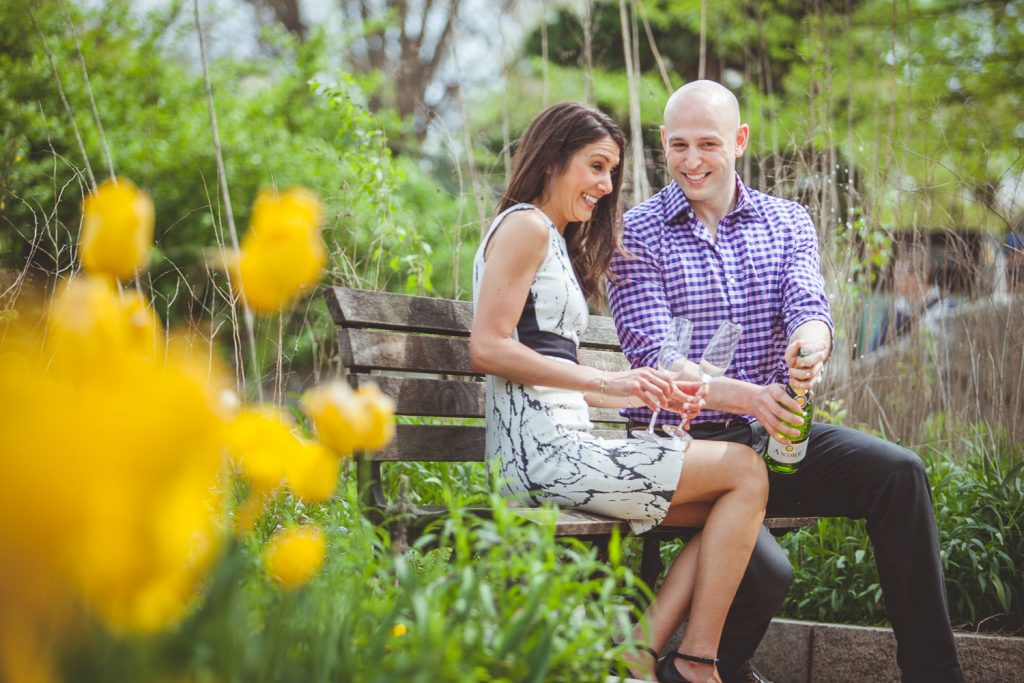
[660,100,748,210]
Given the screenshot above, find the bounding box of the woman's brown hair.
[498,102,627,302]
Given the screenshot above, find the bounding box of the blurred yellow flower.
[301,381,396,457]
[356,384,396,451]
[0,310,229,638]
[263,525,326,590]
[120,290,162,356]
[46,275,164,375]
[224,407,305,494]
[392,623,408,638]
[234,188,326,313]
[80,178,154,279]
[301,381,371,457]
[285,440,340,503]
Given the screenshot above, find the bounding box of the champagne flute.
[664,320,742,440]
[698,320,742,386]
[635,317,693,443]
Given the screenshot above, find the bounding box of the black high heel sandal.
[654,651,720,683]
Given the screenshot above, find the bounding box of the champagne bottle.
[763,372,813,474]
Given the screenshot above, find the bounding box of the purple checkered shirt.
[607,174,833,427]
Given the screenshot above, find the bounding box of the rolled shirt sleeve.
[779,205,834,341]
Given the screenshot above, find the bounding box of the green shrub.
[777,440,1024,634]
[63,479,643,682]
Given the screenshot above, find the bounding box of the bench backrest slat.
[340,329,474,375]
[349,373,628,424]
[326,286,622,349]
[349,374,483,418]
[340,329,631,376]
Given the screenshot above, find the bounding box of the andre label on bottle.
[763,384,812,474]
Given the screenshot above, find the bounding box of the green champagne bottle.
[763,383,813,474]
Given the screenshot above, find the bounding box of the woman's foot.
[655,651,722,683]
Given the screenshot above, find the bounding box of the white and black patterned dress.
[472,204,684,534]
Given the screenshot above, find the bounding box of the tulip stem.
[275,310,284,406]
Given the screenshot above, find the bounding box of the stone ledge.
[753,618,1024,683]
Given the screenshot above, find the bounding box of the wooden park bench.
[325,286,816,588]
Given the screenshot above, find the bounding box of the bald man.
[608,81,964,683]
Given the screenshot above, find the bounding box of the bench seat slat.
[326,286,622,349]
[398,505,816,536]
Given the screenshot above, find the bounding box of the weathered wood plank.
[339,329,474,375]
[371,424,629,461]
[327,286,474,335]
[341,329,630,375]
[373,424,484,461]
[350,374,485,417]
[326,286,622,349]
[383,502,815,537]
[349,374,628,423]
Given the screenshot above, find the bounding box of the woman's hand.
[599,368,674,411]
[664,380,706,427]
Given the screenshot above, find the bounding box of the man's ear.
[735,123,750,157]
[660,125,668,149]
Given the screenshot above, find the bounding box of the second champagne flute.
[635,317,693,443]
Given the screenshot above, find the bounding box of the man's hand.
[664,380,706,429]
[784,339,828,392]
[751,383,804,442]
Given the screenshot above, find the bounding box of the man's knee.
[734,528,793,613]
[884,443,930,493]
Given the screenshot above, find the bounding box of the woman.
[469,102,767,683]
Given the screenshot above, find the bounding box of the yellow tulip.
[46,276,166,375]
[235,188,326,313]
[285,440,340,503]
[80,178,154,279]
[223,408,295,493]
[120,290,162,358]
[263,525,326,590]
[250,187,322,236]
[301,381,372,457]
[0,314,228,637]
[47,275,127,372]
[356,384,396,452]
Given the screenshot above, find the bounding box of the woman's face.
[539,135,620,230]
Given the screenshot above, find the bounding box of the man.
[607,81,964,683]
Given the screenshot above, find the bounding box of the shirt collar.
[662,173,755,227]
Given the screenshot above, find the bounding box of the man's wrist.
[706,375,760,415]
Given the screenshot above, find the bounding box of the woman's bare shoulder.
[484,208,551,261]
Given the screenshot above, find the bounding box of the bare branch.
[193,0,261,399]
